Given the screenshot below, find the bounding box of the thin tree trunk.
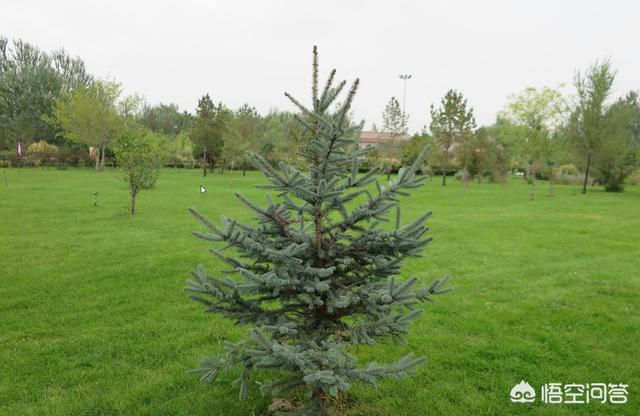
[442,154,448,187]
[203,146,207,177]
[582,152,591,194]
[463,169,469,193]
[100,147,106,170]
[95,147,100,171]
[130,190,137,215]
[530,166,536,201]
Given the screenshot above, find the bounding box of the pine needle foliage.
[187,47,450,415]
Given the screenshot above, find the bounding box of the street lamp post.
[398,74,412,133]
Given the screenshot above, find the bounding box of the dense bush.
[554,164,580,185]
[26,140,58,166]
[56,145,94,167]
[628,168,640,185]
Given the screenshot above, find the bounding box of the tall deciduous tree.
[429,90,476,186]
[260,111,301,165]
[593,92,640,191]
[483,117,529,172]
[568,60,616,194]
[260,113,287,162]
[0,37,92,149]
[50,48,93,98]
[140,103,190,137]
[501,86,567,198]
[187,47,449,416]
[53,80,122,171]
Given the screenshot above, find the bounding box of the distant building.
[358,131,410,148]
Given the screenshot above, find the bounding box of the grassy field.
[1,167,638,416]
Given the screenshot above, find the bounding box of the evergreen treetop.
[187,47,449,415]
[382,96,409,136]
[430,89,476,186]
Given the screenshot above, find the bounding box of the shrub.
[627,168,640,185]
[26,140,58,166]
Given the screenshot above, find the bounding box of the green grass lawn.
[1,167,638,415]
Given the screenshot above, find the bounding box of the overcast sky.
[4,0,639,133]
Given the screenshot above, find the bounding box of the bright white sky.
[3,0,639,133]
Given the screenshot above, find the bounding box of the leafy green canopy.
[113,127,165,194]
[112,126,166,215]
[187,47,449,415]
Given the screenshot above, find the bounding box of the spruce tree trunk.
[309,389,330,416]
[582,152,591,194]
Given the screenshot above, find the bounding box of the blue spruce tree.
[187,47,450,415]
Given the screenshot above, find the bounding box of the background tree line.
[1,36,639,192]
[0,37,310,175]
[384,60,640,194]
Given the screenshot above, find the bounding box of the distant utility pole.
[399,74,412,132]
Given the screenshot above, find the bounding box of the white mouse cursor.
[200,185,207,195]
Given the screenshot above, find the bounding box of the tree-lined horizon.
[1,35,639,192]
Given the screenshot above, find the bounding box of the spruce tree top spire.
[187,46,449,415]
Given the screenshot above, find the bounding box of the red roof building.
[358,131,410,148]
